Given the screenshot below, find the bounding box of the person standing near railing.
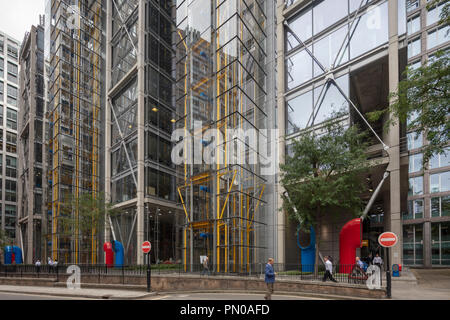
[35,259,41,273]
[322,256,338,283]
[373,253,383,271]
[201,256,210,276]
[48,257,53,273]
[264,258,276,300]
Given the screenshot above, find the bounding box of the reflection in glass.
[313,74,349,125]
[349,1,388,60]
[313,0,348,36]
[286,47,313,90]
[313,25,349,76]
[287,8,312,50]
[286,90,313,135]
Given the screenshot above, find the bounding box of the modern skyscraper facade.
[0,31,20,242]
[174,0,278,271]
[278,0,449,268]
[105,0,181,265]
[45,0,106,264]
[11,0,448,269]
[403,0,449,267]
[18,17,47,264]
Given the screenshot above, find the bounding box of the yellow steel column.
[74,0,81,264]
[216,0,221,273]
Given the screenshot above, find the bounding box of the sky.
[0,0,46,42]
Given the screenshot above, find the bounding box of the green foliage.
[368,1,449,165]
[280,119,371,232]
[58,192,119,239]
[427,0,450,26]
[0,229,13,248]
[368,50,449,164]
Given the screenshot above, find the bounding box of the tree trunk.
[314,208,321,277]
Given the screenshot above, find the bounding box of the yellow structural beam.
[177,187,191,224]
[219,170,237,220]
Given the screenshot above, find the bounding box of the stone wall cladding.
[0,274,386,299]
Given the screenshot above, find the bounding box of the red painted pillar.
[103,242,114,267]
[339,218,362,273]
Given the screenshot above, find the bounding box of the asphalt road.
[145,293,328,300]
[0,292,93,300]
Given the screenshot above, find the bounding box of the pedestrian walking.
[201,256,210,276]
[264,258,276,300]
[322,256,338,283]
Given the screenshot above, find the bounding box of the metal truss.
[108,97,138,188]
[284,0,392,220]
[284,0,389,151]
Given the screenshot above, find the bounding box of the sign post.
[378,232,398,299]
[142,241,152,292]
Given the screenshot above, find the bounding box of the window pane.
[441,222,450,242]
[431,197,440,217]
[442,196,450,217]
[409,153,423,173]
[286,90,313,135]
[313,0,348,35]
[408,37,421,58]
[427,26,450,50]
[407,15,420,34]
[414,199,423,219]
[313,25,349,76]
[350,1,389,60]
[442,171,450,192]
[313,74,349,125]
[286,47,313,90]
[287,8,312,50]
[430,173,440,193]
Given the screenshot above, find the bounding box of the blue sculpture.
[112,240,124,268]
[297,226,316,273]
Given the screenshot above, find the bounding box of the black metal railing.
[0,263,384,287]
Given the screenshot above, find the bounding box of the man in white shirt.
[35,260,41,273]
[373,253,383,270]
[322,256,338,283]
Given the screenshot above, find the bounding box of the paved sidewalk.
[391,269,450,300]
[0,285,156,300]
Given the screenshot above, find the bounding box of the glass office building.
[279,0,449,268]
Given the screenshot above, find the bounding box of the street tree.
[280,119,371,272]
[59,192,119,259]
[368,1,449,165]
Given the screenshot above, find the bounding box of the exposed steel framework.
[176,0,268,273]
[47,0,104,263]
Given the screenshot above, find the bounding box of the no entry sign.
[378,232,398,248]
[142,241,151,254]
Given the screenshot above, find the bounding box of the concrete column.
[136,0,146,265]
[275,0,286,265]
[387,0,402,266]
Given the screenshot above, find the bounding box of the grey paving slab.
[0,285,156,300]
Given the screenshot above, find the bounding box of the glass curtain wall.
[285,0,390,138]
[48,0,105,264]
[176,0,268,273]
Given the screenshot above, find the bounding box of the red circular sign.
[142,241,151,253]
[378,232,398,248]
